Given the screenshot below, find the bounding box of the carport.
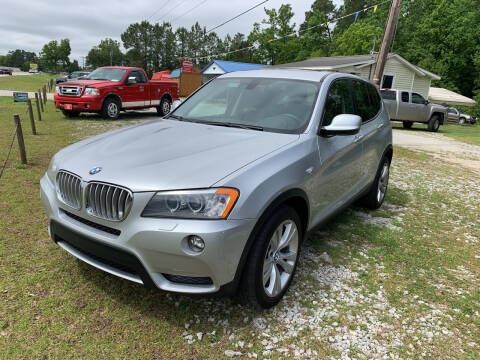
[428,87,476,107]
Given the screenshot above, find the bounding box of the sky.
[0,0,342,64]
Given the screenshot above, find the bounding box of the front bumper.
[40,174,255,294]
[54,94,102,112]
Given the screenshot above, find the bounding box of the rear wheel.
[459,117,466,125]
[428,115,441,132]
[402,121,413,129]
[359,156,390,210]
[240,205,302,308]
[101,98,120,120]
[157,97,171,116]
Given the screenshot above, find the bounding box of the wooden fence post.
[35,93,42,121]
[38,89,44,112]
[27,99,37,135]
[43,86,47,104]
[14,115,27,165]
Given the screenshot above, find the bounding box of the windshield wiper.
[167,114,198,123]
[200,121,264,131]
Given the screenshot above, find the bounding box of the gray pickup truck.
[381,89,447,132]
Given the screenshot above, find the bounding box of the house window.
[381,75,395,89]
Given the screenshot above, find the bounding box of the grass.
[392,121,480,146]
[1,100,479,358]
[0,73,59,92]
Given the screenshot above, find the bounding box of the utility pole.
[372,0,403,87]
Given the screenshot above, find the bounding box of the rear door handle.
[377,123,384,130]
[354,135,363,143]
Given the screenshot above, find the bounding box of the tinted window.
[401,92,409,103]
[173,78,320,133]
[353,80,378,122]
[412,93,425,104]
[381,90,396,100]
[367,84,382,114]
[129,70,147,83]
[322,79,354,126]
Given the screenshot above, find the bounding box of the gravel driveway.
[393,128,480,174]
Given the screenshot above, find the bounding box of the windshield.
[87,68,126,82]
[172,77,320,133]
[70,71,86,78]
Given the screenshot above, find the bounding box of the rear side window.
[352,80,379,122]
[401,92,410,103]
[380,90,396,100]
[322,79,355,126]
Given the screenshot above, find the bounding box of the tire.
[240,205,302,309]
[459,117,466,125]
[101,97,120,120]
[358,156,390,210]
[428,115,441,132]
[61,109,80,118]
[402,121,413,129]
[157,97,172,116]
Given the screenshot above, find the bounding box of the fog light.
[187,235,205,252]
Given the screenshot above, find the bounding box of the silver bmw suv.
[41,70,392,308]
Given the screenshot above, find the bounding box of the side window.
[322,79,355,126]
[129,70,147,83]
[412,93,425,104]
[353,80,377,122]
[380,90,396,100]
[367,83,381,116]
[401,92,410,103]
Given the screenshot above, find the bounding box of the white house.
[271,53,441,98]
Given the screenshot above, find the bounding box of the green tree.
[248,4,296,64]
[39,39,71,72]
[332,22,382,56]
[121,21,154,75]
[86,38,124,68]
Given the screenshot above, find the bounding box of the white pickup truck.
[381,89,447,132]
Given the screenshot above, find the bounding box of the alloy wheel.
[377,162,389,203]
[262,220,299,297]
[107,102,118,118]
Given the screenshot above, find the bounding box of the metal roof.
[201,60,268,74]
[220,69,331,82]
[170,68,182,78]
[429,87,476,107]
[269,53,441,80]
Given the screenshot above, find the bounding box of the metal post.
[372,0,403,86]
[14,115,27,165]
[27,99,37,135]
[35,93,42,121]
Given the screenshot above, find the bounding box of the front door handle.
[140,86,144,91]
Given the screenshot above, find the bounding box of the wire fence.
[0,123,19,181]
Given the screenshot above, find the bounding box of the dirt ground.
[393,128,480,174]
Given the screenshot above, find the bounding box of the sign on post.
[182,60,193,73]
[13,92,28,103]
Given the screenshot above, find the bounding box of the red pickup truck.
[54,66,179,119]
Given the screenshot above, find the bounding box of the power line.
[153,0,190,24]
[170,0,210,24]
[145,0,171,22]
[206,0,269,34]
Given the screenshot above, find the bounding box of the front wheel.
[359,156,390,210]
[101,98,120,120]
[240,205,302,308]
[157,97,171,116]
[428,115,440,132]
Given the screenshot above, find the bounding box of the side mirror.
[171,100,182,111]
[319,114,361,136]
[425,100,430,105]
[127,76,137,85]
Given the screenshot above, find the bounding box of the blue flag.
[354,11,359,22]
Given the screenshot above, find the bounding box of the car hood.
[55,119,299,192]
[61,79,118,87]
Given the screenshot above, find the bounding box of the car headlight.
[142,188,239,219]
[84,87,100,96]
[55,86,60,94]
[47,155,58,183]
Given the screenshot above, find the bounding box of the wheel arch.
[161,92,173,103]
[102,92,122,109]
[222,188,310,295]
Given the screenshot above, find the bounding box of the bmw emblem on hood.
[89,167,102,175]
